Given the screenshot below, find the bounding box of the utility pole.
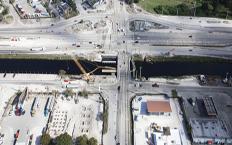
[139,67,142,78]
[194,8,196,17]
[226,11,228,19]
[177,8,178,16]
[136,70,137,80]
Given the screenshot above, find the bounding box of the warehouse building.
[147,100,172,116]
[190,118,232,144]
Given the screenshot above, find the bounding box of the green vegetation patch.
[134,0,232,19]
[6,15,13,19]
[0,54,85,61]
[146,55,232,64]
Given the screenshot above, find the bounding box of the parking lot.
[15,1,36,16]
[0,93,51,145]
[182,92,232,132]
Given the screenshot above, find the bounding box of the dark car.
[74,20,77,22]
[72,43,76,46]
[138,97,143,101]
[123,40,125,43]
[51,24,54,26]
[118,86,120,91]
[189,35,192,38]
[189,49,193,51]
[115,135,117,141]
[77,45,80,47]
[189,98,195,106]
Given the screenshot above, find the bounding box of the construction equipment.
[166,48,175,56]
[151,122,161,130]
[98,45,105,53]
[66,47,94,82]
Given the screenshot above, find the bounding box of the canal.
[132,61,232,79]
[0,59,117,75]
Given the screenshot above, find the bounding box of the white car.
[192,37,195,39]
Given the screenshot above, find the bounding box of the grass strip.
[0,54,85,61]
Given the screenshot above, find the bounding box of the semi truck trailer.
[30,47,46,51]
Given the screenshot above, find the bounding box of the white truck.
[30,47,46,51]
[66,84,78,88]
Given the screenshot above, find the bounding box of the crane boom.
[66,47,94,82]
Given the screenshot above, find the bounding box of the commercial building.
[153,128,182,145]
[59,2,71,14]
[147,100,172,116]
[190,118,232,144]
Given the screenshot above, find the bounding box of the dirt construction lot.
[47,93,103,144]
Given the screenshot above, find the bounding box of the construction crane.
[98,45,105,53]
[166,48,175,56]
[66,47,94,82]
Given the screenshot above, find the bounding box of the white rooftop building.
[190,118,232,144]
[153,128,182,145]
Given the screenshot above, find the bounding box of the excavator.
[165,48,175,56]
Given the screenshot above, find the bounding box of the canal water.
[132,61,232,79]
[0,59,117,75]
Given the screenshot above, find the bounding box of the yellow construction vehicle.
[66,47,94,82]
[166,48,175,56]
[98,45,105,53]
[151,122,161,130]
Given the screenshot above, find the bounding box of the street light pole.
[139,67,142,78]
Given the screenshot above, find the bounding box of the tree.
[55,132,73,145]
[80,19,84,23]
[58,69,66,77]
[45,1,49,8]
[88,137,98,145]
[81,88,88,96]
[3,6,9,15]
[100,112,107,122]
[9,0,15,4]
[0,14,3,21]
[77,134,88,145]
[55,0,57,3]
[171,89,178,98]
[40,133,52,145]
[65,88,73,97]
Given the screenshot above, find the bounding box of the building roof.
[163,127,171,136]
[153,129,182,145]
[147,100,172,113]
[190,118,232,139]
[202,95,218,116]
